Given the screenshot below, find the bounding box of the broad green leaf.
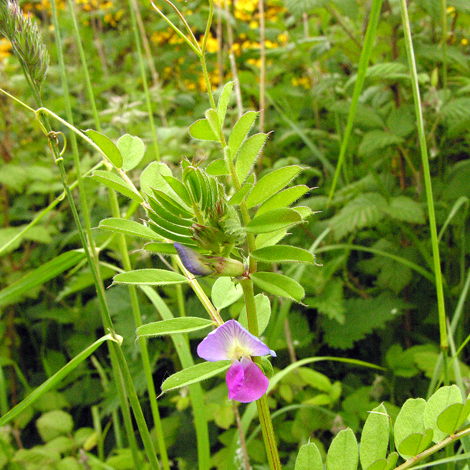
[360,403,389,470]
[161,360,231,394]
[398,429,433,457]
[326,428,358,470]
[99,218,160,240]
[297,367,332,392]
[394,398,426,459]
[251,245,315,264]
[212,277,243,310]
[385,196,425,224]
[437,400,470,435]
[251,272,305,302]
[91,170,143,202]
[151,189,193,219]
[229,183,253,206]
[148,198,193,227]
[235,133,269,183]
[228,110,259,157]
[136,317,215,338]
[189,118,219,141]
[86,129,123,168]
[255,229,288,249]
[206,159,230,176]
[143,242,180,254]
[140,161,174,200]
[113,269,188,286]
[424,385,462,442]
[358,130,404,157]
[239,293,271,335]
[257,185,311,216]
[246,166,302,208]
[147,221,195,245]
[162,175,192,206]
[37,410,73,442]
[117,134,145,171]
[0,251,85,308]
[0,333,119,427]
[365,453,398,470]
[147,211,193,237]
[217,81,234,126]
[205,108,221,141]
[294,442,323,470]
[246,208,302,234]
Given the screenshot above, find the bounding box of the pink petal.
[197,320,276,362]
[226,357,269,403]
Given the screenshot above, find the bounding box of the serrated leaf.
[441,98,470,122]
[251,245,315,264]
[235,133,269,183]
[86,129,123,168]
[117,134,145,171]
[228,110,259,157]
[206,158,230,176]
[239,293,271,335]
[398,429,433,457]
[326,428,358,470]
[0,251,85,308]
[424,385,462,442]
[91,170,143,202]
[385,196,425,224]
[211,277,243,310]
[246,166,302,208]
[358,130,404,157]
[257,185,311,216]
[99,218,160,240]
[295,442,323,470]
[189,119,219,141]
[394,398,426,458]
[251,272,305,302]
[217,81,234,126]
[161,361,231,394]
[246,208,303,234]
[113,269,188,286]
[136,317,215,338]
[360,404,390,470]
[437,400,470,435]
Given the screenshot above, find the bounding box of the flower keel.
[226,357,269,403]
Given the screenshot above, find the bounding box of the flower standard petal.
[197,320,276,362]
[227,357,269,403]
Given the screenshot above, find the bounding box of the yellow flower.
[0,38,12,60]
[462,38,469,46]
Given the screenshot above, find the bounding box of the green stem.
[399,0,448,352]
[240,279,281,470]
[441,0,448,90]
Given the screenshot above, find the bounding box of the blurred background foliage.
[1,0,470,468]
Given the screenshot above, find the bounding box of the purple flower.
[197,320,276,403]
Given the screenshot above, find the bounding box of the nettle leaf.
[136,317,215,338]
[117,134,145,171]
[246,208,303,234]
[360,403,389,470]
[189,118,219,141]
[437,400,470,435]
[358,130,404,157]
[385,196,425,224]
[99,218,160,240]
[424,385,462,442]
[251,245,315,264]
[251,272,305,302]
[322,292,409,349]
[304,278,345,323]
[257,185,311,216]
[161,361,231,394]
[294,442,323,470]
[217,81,234,126]
[90,170,143,202]
[326,428,358,470]
[86,129,123,168]
[228,110,259,157]
[246,165,302,208]
[211,277,243,310]
[330,192,387,240]
[394,398,427,459]
[440,97,470,123]
[235,133,269,183]
[113,269,188,286]
[239,293,271,335]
